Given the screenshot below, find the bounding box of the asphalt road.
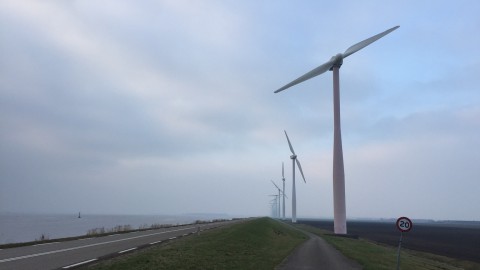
[276,230,362,270]
[0,220,240,270]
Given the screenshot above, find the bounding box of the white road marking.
[0,226,197,263]
[168,237,177,240]
[118,247,137,254]
[34,242,60,246]
[149,241,162,245]
[78,238,93,241]
[62,258,97,269]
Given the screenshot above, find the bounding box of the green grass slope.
[86,218,306,270]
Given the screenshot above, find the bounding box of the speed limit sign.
[396,217,413,232]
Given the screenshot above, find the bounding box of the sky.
[1,0,479,221]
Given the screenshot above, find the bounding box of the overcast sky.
[1,1,479,221]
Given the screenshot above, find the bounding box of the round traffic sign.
[396,217,413,232]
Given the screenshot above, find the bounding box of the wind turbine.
[271,180,288,219]
[274,26,399,234]
[269,195,279,218]
[271,181,281,217]
[269,200,276,217]
[283,130,306,223]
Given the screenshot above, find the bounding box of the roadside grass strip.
[296,224,480,270]
[85,218,307,270]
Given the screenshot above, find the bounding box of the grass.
[296,224,480,270]
[86,218,307,270]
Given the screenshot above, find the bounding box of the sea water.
[0,213,228,244]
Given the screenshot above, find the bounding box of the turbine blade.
[296,159,306,183]
[342,25,399,58]
[274,59,334,93]
[271,180,281,190]
[284,130,296,155]
[282,162,284,178]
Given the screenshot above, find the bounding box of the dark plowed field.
[297,219,480,263]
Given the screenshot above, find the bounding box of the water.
[0,213,229,244]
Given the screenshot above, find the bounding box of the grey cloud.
[1,1,480,220]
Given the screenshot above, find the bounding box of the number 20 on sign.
[396,217,413,232]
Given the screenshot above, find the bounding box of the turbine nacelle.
[290,154,297,160]
[329,53,343,70]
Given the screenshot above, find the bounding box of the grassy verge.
[86,218,306,270]
[296,224,480,270]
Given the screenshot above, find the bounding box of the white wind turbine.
[269,195,279,218]
[283,130,306,223]
[269,200,276,217]
[274,26,399,234]
[271,180,288,219]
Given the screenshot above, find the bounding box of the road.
[0,220,240,270]
[276,229,362,270]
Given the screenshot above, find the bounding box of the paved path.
[276,229,362,270]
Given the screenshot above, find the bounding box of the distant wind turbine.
[271,180,287,219]
[283,130,306,223]
[269,200,276,217]
[274,26,399,234]
[269,195,279,218]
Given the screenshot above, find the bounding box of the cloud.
[342,106,480,219]
[1,1,479,220]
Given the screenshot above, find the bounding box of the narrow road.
[276,229,362,270]
[0,220,240,270]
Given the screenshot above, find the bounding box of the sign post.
[396,217,412,270]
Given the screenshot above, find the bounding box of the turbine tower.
[282,162,286,219]
[274,26,399,234]
[283,130,306,223]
